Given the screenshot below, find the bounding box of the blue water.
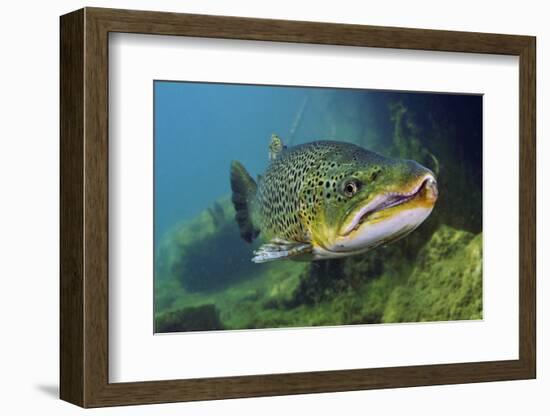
[155,82,331,245]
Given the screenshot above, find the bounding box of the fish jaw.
[328,206,433,256]
[324,173,437,255]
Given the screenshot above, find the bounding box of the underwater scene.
[154,81,483,333]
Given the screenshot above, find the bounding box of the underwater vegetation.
[154,88,482,333]
[384,226,482,322]
[155,197,267,293]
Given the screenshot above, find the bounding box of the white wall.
[0,0,546,414]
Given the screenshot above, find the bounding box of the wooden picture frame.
[60,7,536,408]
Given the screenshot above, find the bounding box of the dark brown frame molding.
[60,7,536,408]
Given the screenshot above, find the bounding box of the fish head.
[309,146,438,258]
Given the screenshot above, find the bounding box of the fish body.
[230,138,438,263]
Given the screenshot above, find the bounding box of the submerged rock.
[287,260,347,307]
[155,304,224,333]
[156,197,264,292]
[275,224,481,327]
[286,215,437,309]
[154,224,481,331]
[383,225,482,322]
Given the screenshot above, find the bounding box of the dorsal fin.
[268,133,287,161]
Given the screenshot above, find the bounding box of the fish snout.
[422,176,438,201]
[413,173,438,206]
[404,160,438,203]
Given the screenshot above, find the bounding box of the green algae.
[155,222,482,331]
[155,304,224,333]
[383,226,482,322]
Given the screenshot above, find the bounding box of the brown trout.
[230,135,438,263]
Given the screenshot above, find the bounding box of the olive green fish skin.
[251,141,427,245]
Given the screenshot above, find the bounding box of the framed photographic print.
[60,7,536,408]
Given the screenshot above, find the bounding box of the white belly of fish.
[314,206,433,260]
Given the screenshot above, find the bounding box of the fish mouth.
[340,174,438,237]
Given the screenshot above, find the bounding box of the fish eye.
[342,180,360,197]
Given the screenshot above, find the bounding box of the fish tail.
[230,161,259,242]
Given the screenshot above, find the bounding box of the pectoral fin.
[252,239,312,263]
